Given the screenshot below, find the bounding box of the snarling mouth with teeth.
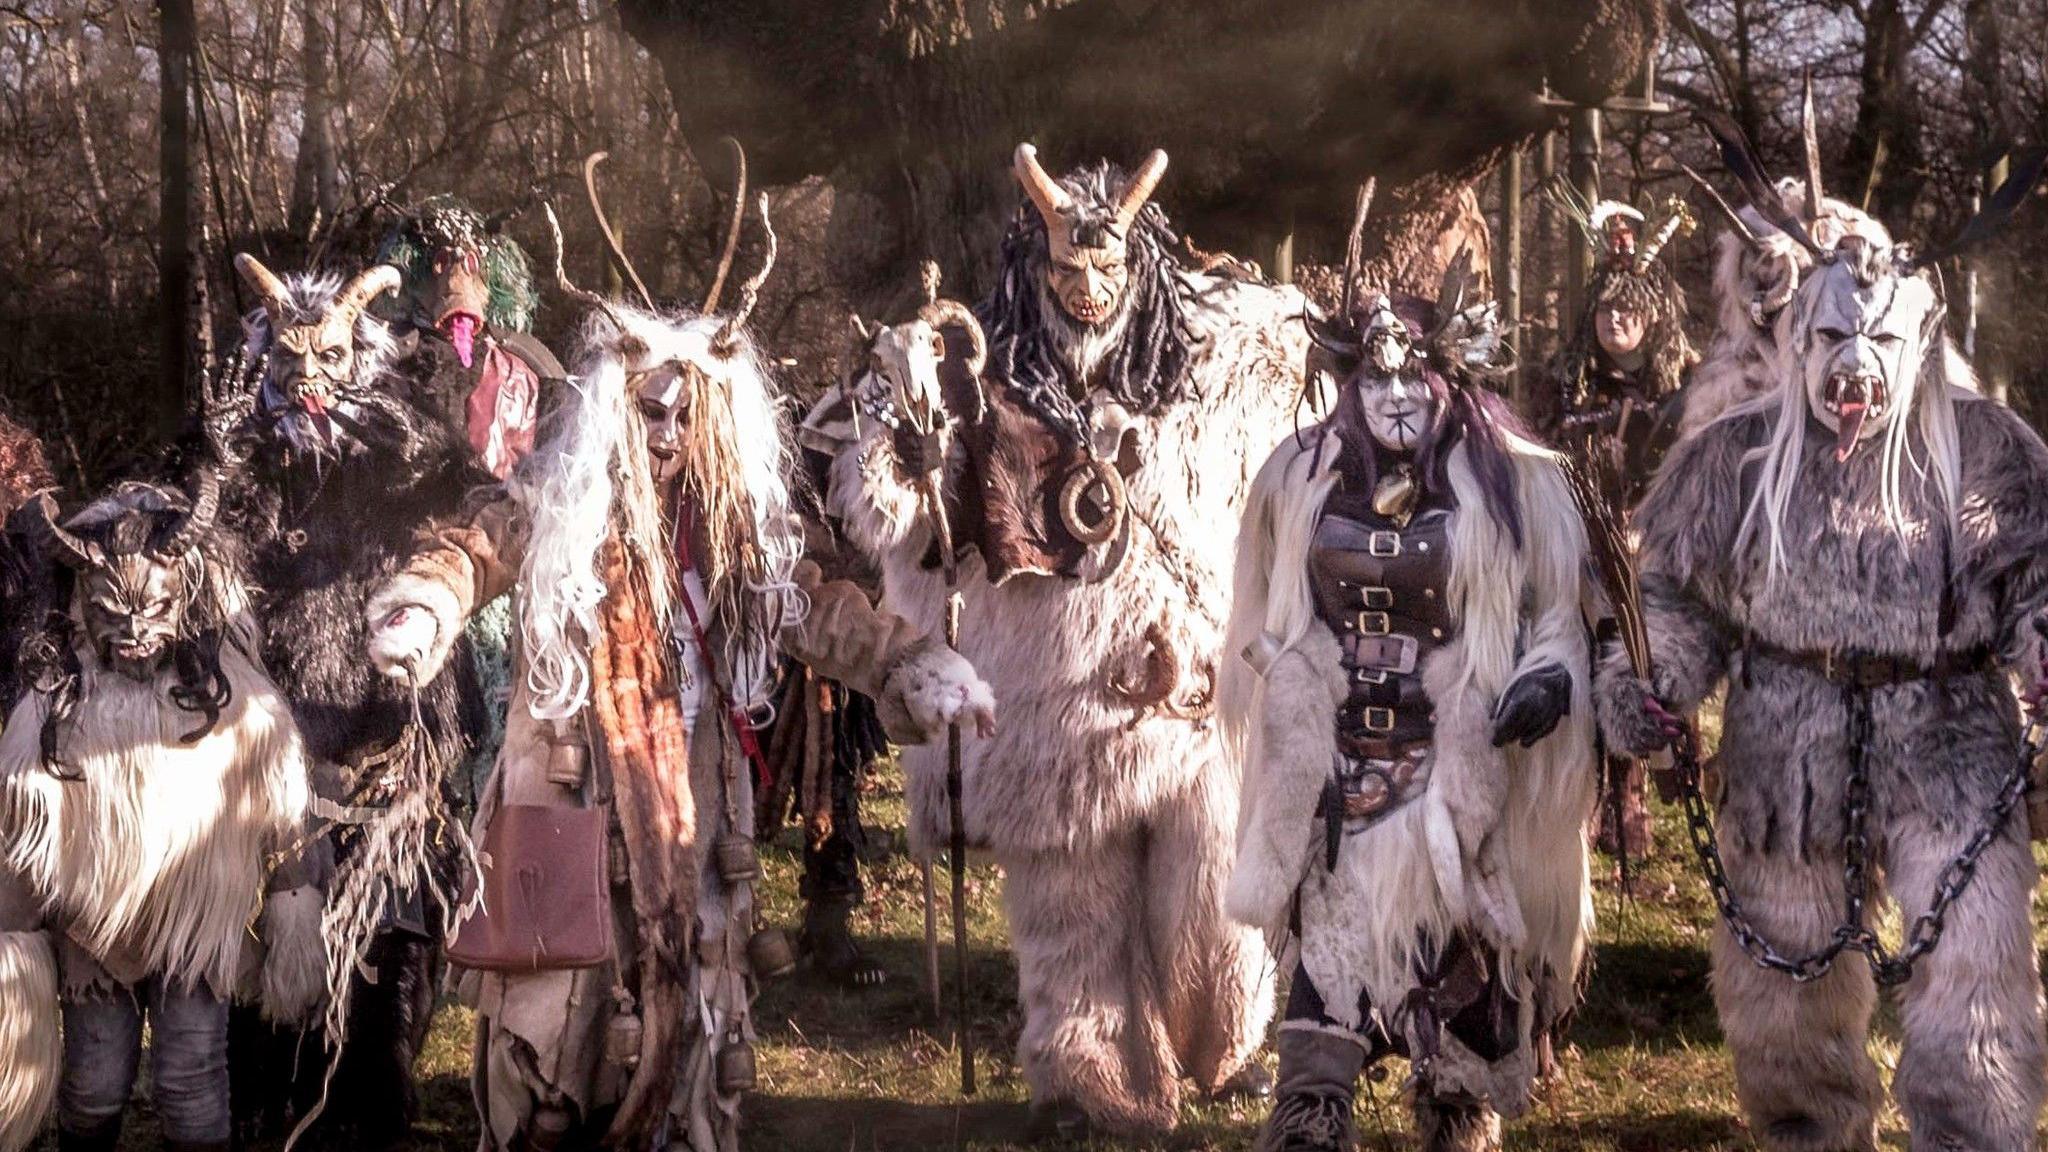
[1823,372,1888,462]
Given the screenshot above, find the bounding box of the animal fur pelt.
[1220,425,1596,1116]
[0,879,58,1152]
[815,261,1315,1129]
[216,270,491,1145]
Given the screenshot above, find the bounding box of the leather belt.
[1744,639,1996,688]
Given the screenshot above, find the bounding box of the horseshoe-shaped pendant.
[1058,455,1126,547]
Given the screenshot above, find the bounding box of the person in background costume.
[377,196,568,786]
[1225,210,1597,1152]
[363,190,993,1152]
[1601,147,2048,1151]
[1542,193,1697,858]
[805,143,1308,1136]
[218,254,491,1147]
[0,474,318,1152]
[0,412,59,1152]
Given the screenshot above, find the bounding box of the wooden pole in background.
[159,0,198,434]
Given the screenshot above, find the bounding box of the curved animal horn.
[714,194,777,354]
[1341,179,1376,327]
[332,264,402,329]
[702,138,749,314]
[22,492,99,570]
[162,469,220,557]
[1302,310,1363,360]
[234,253,291,323]
[1013,144,1073,226]
[584,152,655,311]
[919,299,987,380]
[1634,200,1694,274]
[1800,73,1825,227]
[543,202,631,333]
[1112,149,1169,234]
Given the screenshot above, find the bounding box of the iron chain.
[1670,682,2035,988]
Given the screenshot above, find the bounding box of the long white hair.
[1732,253,1963,580]
[517,306,804,719]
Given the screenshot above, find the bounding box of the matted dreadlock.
[982,159,1199,448]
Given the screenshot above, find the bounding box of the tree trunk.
[288,0,340,240]
[159,0,200,436]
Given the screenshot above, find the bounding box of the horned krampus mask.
[1013,143,1168,326]
[235,254,402,456]
[25,477,219,681]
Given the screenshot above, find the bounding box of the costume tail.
[0,928,60,1152]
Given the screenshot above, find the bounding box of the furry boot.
[1414,1093,1501,1152]
[1253,1030,1365,1152]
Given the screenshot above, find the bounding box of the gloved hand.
[1490,662,1573,748]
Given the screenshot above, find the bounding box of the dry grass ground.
[80,757,2048,1152]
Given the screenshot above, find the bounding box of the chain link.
[1670,683,2036,987]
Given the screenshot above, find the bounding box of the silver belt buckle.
[1352,632,1419,675]
[1368,531,1401,558]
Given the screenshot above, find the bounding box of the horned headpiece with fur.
[1546,180,1698,404]
[525,147,800,721]
[986,142,1193,448]
[234,255,408,459]
[1302,181,1528,546]
[1701,88,2048,581]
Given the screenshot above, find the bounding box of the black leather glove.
[1491,662,1574,748]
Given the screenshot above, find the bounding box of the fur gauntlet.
[1592,643,1677,757]
[876,637,995,746]
[365,571,465,685]
[1226,627,1345,941]
[256,885,327,1026]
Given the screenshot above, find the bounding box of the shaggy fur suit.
[1604,392,2048,1152]
[824,270,1309,1130]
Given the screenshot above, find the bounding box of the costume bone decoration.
[1675,92,1903,439]
[362,177,990,1152]
[805,143,1314,1135]
[1598,150,2048,1151]
[1228,189,1595,1152]
[0,479,317,1152]
[219,259,492,1148]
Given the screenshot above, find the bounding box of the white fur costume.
[1222,426,1596,1114]
[817,270,1309,1129]
[0,568,315,1152]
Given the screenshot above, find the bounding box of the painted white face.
[632,361,690,483]
[1797,254,1936,462]
[1357,371,1435,453]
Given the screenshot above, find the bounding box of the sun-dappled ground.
[81,752,2048,1152]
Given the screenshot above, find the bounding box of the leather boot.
[58,1117,123,1152]
[801,899,886,989]
[1254,1029,1368,1152]
[1414,1093,1501,1152]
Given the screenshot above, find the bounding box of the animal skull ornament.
[1013,143,1168,327]
[234,255,402,452]
[1793,236,1938,463]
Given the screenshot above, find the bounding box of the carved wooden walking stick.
[903,260,985,1096]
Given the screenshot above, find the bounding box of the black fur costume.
[214,274,490,1148]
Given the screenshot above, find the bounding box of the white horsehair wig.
[1732,253,1963,582]
[517,306,804,720]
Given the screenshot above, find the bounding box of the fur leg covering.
[0,929,59,1152]
[1003,835,1179,1133]
[330,932,440,1148]
[1888,816,2045,1152]
[1414,1093,1502,1152]
[257,885,327,1027]
[1711,841,1880,1152]
[1148,758,1277,1094]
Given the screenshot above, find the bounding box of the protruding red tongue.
[444,313,482,368]
[1834,401,1868,463]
